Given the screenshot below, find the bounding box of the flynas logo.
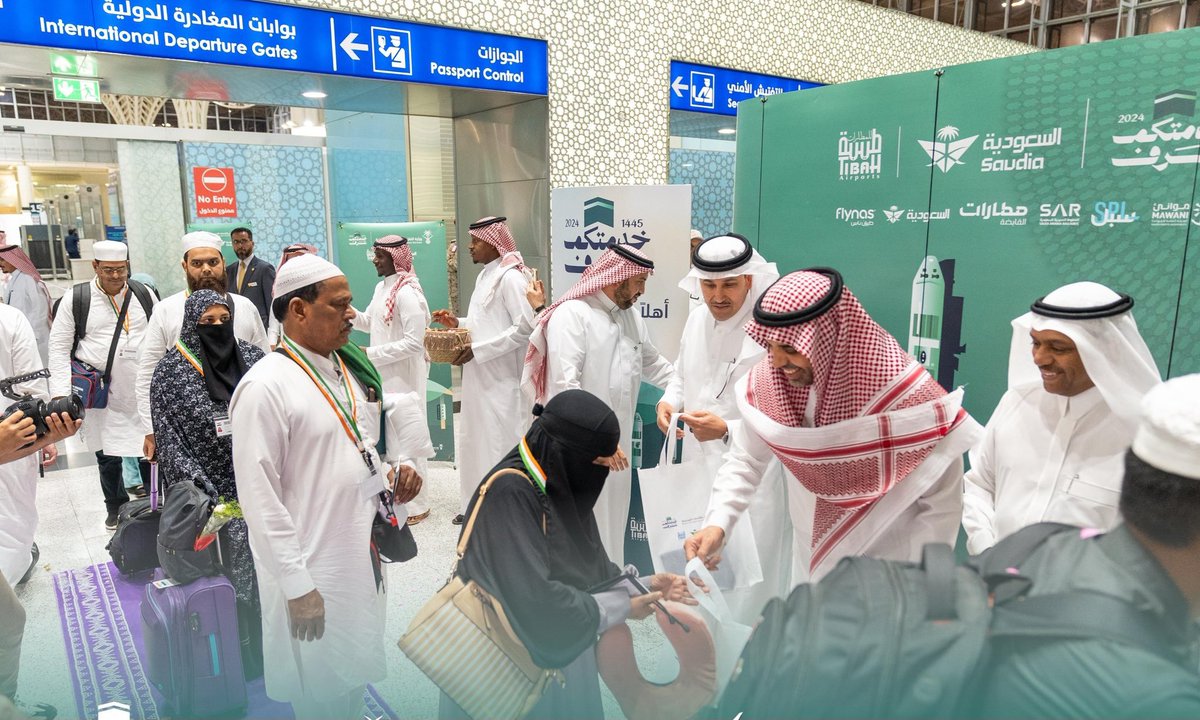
[584,196,615,228]
[918,126,979,173]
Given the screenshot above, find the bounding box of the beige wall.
[301,0,1031,188]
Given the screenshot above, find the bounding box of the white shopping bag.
[639,414,762,590]
[685,557,754,697]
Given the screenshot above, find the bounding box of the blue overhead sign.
[669,60,821,116]
[0,0,548,95]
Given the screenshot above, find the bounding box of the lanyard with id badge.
[176,340,234,437]
[277,335,385,500]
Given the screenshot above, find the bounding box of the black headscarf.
[522,390,622,590]
[182,290,247,403]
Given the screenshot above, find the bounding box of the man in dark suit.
[226,226,274,328]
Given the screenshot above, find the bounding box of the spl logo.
[918,126,979,173]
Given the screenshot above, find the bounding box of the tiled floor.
[13,453,677,719]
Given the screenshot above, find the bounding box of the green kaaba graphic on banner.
[735,29,1200,423]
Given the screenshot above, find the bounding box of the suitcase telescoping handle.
[150,462,159,512]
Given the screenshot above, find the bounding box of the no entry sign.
[193,166,238,218]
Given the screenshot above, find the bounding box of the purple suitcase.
[140,569,247,716]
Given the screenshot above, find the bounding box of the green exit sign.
[53,77,101,104]
[50,53,98,77]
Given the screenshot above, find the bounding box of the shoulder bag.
[398,468,561,719]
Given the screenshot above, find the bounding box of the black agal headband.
[374,237,408,248]
[692,233,754,272]
[1031,293,1134,319]
[753,267,844,327]
[610,243,655,269]
[469,216,507,230]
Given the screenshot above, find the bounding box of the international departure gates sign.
[733,29,1200,423]
[0,0,548,95]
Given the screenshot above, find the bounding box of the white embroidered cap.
[273,253,344,297]
[182,231,223,254]
[1132,373,1200,480]
[92,240,129,262]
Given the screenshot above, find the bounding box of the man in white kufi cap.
[656,233,791,620]
[49,240,158,530]
[963,281,1162,553]
[231,253,422,720]
[978,374,1200,717]
[135,231,268,466]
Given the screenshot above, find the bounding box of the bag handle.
[149,462,159,512]
[921,543,958,621]
[456,467,538,562]
[101,288,133,385]
[660,412,685,466]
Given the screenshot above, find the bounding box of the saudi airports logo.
[918,126,979,173]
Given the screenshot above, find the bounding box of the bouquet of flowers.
[195,497,243,551]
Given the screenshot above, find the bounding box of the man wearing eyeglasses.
[48,240,157,531]
[655,233,789,623]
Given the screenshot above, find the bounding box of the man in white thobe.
[655,234,790,620]
[49,240,157,530]
[524,244,675,565]
[351,235,434,523]
[962,281,1162,554]
[0,245,52,365]
[686,269,982,583]
[432,216,533,523]
[232,254,422,720]
[135,232,267,462]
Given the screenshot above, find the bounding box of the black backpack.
[107,472,162,577]
[156,478,221,585]
[52,279,155,354]
[716,523,1183,719]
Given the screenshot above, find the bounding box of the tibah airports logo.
[918,126,979,173]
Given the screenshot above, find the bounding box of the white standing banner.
[550,185,692,360]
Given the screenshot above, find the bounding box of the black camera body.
[1,370,84,438]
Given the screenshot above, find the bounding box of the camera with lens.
[1,370,85,438]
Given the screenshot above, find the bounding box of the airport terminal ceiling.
[0,42,543,118]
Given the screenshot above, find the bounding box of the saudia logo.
[918,126,979,173]
[883,206,905,224]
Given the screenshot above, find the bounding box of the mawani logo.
[918,126,980,173]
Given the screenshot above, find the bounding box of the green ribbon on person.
[335,341,388,460]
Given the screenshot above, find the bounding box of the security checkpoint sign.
[192,166,238,218]
[669,60,821,116]
[0,0,547,96]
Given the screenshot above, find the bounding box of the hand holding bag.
[639,414,763,590]
[398,468,562,720]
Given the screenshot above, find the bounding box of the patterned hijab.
[374,235,422,323]
[181,290,247,403]
[522,245,654,403]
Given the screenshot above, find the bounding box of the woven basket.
[425,328,471,363]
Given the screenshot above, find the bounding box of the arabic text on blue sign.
[0,0,548,95]
[669,60,821,116]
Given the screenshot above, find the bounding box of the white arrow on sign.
[340,32,368,61]
[671,76,688,98]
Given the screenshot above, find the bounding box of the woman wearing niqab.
[150,289,266,677]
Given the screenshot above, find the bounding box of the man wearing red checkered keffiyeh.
[687,268,982,583]
[521,244,675,565]
[349,235,434,522]
[432,216,537,523]
[0,244,52,363]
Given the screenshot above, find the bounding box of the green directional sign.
[50,53,98,77]
[52,77,101,103]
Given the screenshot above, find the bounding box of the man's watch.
[721,431,730,445]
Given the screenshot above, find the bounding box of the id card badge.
[358,465,388,502]
[117,342,136,360]
[213,411,232,437]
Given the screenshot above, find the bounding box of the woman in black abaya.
[441,389,693,718]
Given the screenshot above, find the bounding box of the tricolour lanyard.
[98,279,130,334]
[176,340,203,375]
[517,437,548,495]
[279,334,376,474]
